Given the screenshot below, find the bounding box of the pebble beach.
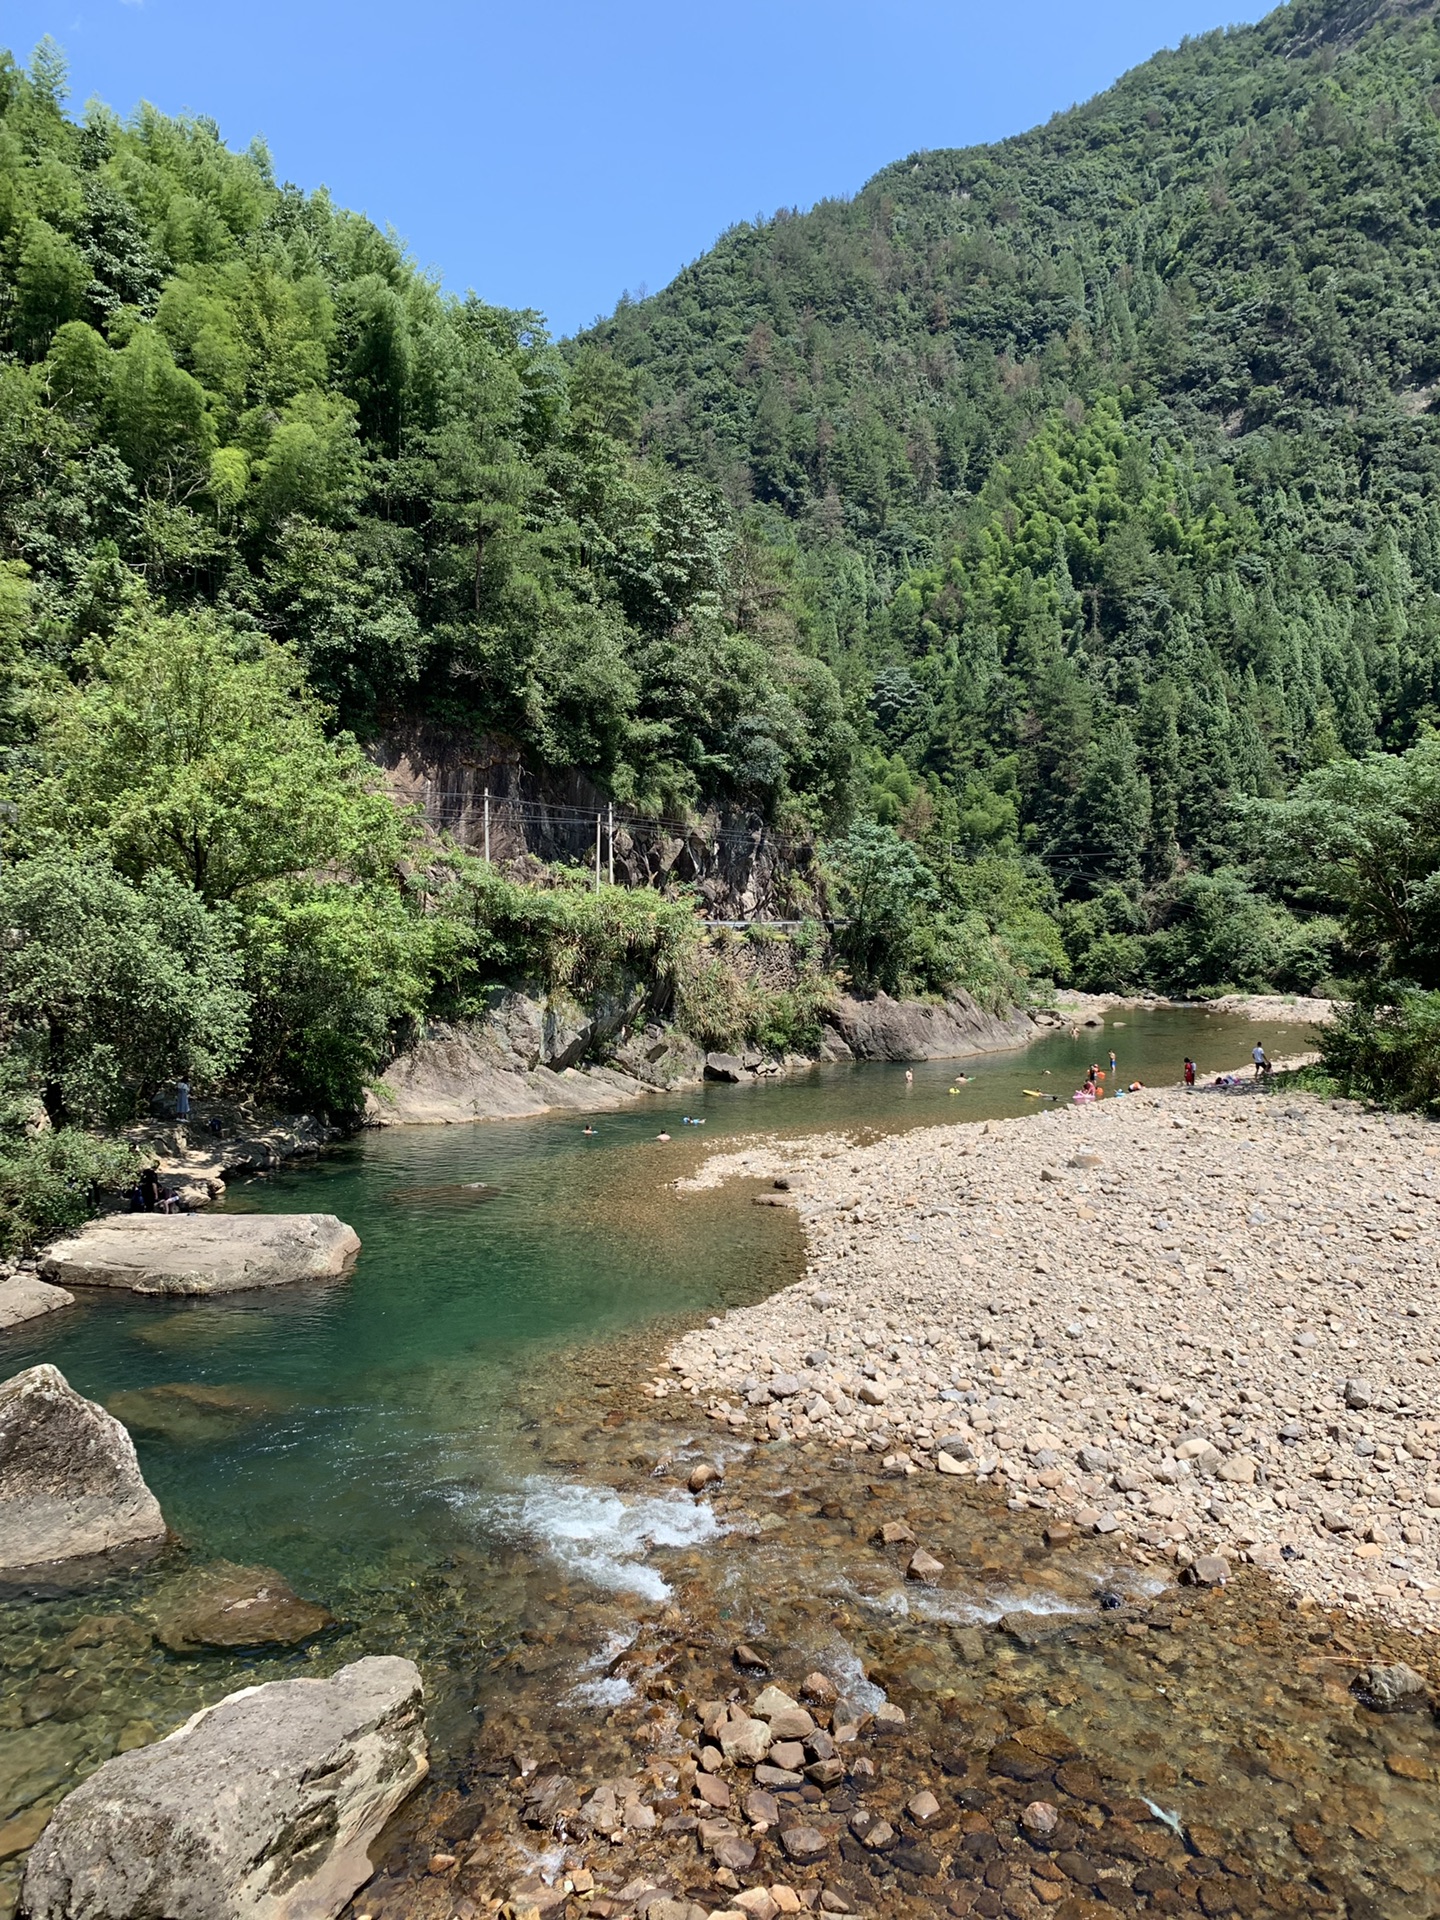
[664,1078,1440,1631]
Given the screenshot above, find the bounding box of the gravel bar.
[663,1079,1440,1631]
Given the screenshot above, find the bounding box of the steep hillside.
[0,44,850,826]
[588,0,1440,886]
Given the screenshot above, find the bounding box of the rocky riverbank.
[1052,990,1337,1026]
[370,989,1045,1126]
[663,1078,1440,1633]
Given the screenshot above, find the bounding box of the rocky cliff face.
[368,987,705,1125]
[823,990,1038,1061]
[374,724,823,921]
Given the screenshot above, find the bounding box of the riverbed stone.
[780,1825,830,1862]
[1356,1661,1430,1710]
[41,1213,361,1296]
[719,1716,772,1764]
[150,1559,334,1652]
[0,1365,167,1575]
[19,1654,427,1920]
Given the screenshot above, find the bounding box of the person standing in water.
[1108,1048,1117,1083]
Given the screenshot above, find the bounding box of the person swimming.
[656,1130,671,1141]
[582,1124,597,1136]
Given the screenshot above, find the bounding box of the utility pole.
[483,788,490,863]
[607,802,614,885]
[594,814,602,892]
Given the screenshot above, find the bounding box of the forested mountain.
[11,0,1440,1208]
[0,43,850,823]
[589,0,1440,892]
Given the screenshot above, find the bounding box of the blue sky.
[7,0,1272,338]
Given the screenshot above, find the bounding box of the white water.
[458,1477,722,1601]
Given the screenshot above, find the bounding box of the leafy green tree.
[238,883,438,1117]
[1250,735,1440,985]
[0,851,249,1125]
[30,608,412,902]
[0,1126,138,1257]
[1320,988,1440,1117]
[827,821,935,995]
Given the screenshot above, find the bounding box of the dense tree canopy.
[589,0,1440,881]
[0,43,851,824]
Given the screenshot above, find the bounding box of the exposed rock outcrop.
[0,1366,166,1575]
[823,989,1036,1061]
[0,1271,75,1331]
[20,1655,427,1920]
[41,1214,361,1296]
[368,988,704,1125]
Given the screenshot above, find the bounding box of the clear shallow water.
[0,1003,1299,1601]
[0,1005,1331,1905]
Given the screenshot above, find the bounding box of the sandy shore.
[664,1077,1440,1631]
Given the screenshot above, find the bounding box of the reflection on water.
[1,1005,1370,1911]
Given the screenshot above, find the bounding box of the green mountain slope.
[588,0,1440,886]
[0,43,851,824]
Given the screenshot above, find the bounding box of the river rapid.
[2,1007,1437,1918]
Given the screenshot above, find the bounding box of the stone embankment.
[665,1082,1440,1630]
[371,985,1047,1125]
[1052,990,1337,1025]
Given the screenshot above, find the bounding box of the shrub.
[0,1128,139,1257]
[1318,988,1440,1115]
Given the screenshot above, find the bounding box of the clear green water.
[0,1005,1314,1892]
[1,1006,1301,1601]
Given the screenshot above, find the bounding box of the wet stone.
[150,1560,333,1653]
[755,1764,804,1789]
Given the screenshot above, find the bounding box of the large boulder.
[20,1655,427,1920]
[40,1215,360,1297]
[0,1271,75,1331]
[0,1366,166,1575]
[824,989,1035,1061]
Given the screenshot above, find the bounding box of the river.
[7,1006,1436,1917]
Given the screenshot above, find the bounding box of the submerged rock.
[41,1213,361,1296]
[105,1382,295,1446]
[20,1655,427,1920]
[150,1560,334,1653]
[0,1365,166,1575]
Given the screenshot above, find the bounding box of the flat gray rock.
[20,1655,428,1920]
[40,1214,360,1296]
[0,1365,166,1574]
[0,1274,75,1330]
